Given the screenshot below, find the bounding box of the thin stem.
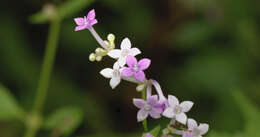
[142,88,148,132]
[23,18,61,137]
[88,26,109,49]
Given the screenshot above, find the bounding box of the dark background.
[0,0,260,137]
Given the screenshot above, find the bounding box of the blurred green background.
[0,0,260,137]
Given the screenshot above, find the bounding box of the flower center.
[84,16,88,25]
[121,49,129,57]
[133,65,139,72]
[144,104,151,111]
[173,105,182,114]
[113,69,120,77]
[192,128,200,136]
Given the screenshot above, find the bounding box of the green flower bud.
[96,56,102,62]
[89,53,96,62]
[107,33,115,42]
[136,84,145,92]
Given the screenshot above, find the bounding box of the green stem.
[142,88,148,132]
[23,18,61,137]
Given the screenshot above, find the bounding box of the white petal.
[137,109,148,122]
[120,38,131,49]
[118,57,126,67]
[113,62,120,69]
[176,112,187,125]
[129,48,141,56]
[187,118,198,130]
[162,107,175,118]
[110,76,121,89]
[100,68,113,78]
[168,95,179,107]
[198,123,209,135]
[107,49,121,59]
[180,101,194,112]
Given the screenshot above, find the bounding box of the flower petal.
[180,101,194,112]
[121,38,131,49]
[129,48,141,56]
[134,71,146,82]
[147,95,159,106]
[198,123,209,135]
[162,107,175,118]
[100,68,113,78]
[113,62,120,70]
[183,131,193,137]
[176,112,187,125]
[88,19,98,27]
[187,118,198,130]
[74,17,85,26]
[138,58,151,70]
[133,98,146,109]
[110,76,121,89]
[107,49,121,59]
[86,9,96,20]
[149,108,161,119]
[118,57,127,67]
[126,55,137,67]
[137,109,148,122]
[168,95,179,107]
[121,67,134,77]
[145,133,153,137]
[74,25,87,31]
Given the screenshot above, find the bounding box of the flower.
[162,95,193,124]
[186,118,209,137]
[74,9,97,31]
[182,131,193,137]
[100,62,123,89]
[144,133,153,137]
[121,55,151,82]
[133,95,162,122]
[107,38,141,66]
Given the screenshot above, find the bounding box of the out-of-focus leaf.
[208,131,243,137]
[149,125,160,137]
[0,84,25,121]
[43,106,83,136]
[30,0,94,24]
[232,91,260,137]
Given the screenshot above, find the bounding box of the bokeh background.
[0,0,260,137]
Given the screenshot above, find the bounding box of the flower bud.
[96,55,102,61]
[107,33,115,42]
[89,53,96,62]
[136,84,145,92]
[95,48,103,54]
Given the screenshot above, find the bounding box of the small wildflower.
[143,133,153,137]
[107,38,141,66]
[163,95,193,124]
[133,95,161,122]
[100,62,123,89]
[121,55,151,82]
[186,119,209,137]
[74,9,97,31]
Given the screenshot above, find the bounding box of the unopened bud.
[136,84,145,92]
[89,53,96,62]
[104,40,109,46]
[95,48,103,54]
[96,56,102,61]
[107,34,115,42]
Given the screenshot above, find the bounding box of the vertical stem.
[23,18,61,137]
[142,88,148,132]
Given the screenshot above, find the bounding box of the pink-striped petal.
[87,9,96,20]
[133,98,146,109]
[74,25,87,31]
[74,17,85,26]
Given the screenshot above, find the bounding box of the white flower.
[162,95,193,124]
[100,62,123,89]
[187,118,209,137]
[107,38,141,67]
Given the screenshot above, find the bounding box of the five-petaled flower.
[133,95,162,122]
[74,9,97,31]
[163,95,193,124]
[121,55,151,82]
[100,62,123,89]
[107,38,141,67]
[186,118,209,137]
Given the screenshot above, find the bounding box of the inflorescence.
[74,9,209,137]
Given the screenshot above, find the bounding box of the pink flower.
[183,131,193,137]
[74,9,97,31]
[144,133,153,137]
[121,55,151,82]
[133,95,162,122]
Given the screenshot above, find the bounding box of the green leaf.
[0,84,25,121]
[149,125,161,137]
[30,0,94,24]
[232,90,260,137]
[43,106,84,136]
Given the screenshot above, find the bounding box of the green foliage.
[43,106,84,136]
[30,0,94,24]
[149,125,161,137]
[0,84,25,121]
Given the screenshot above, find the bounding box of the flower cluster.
[74,9,209,137]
